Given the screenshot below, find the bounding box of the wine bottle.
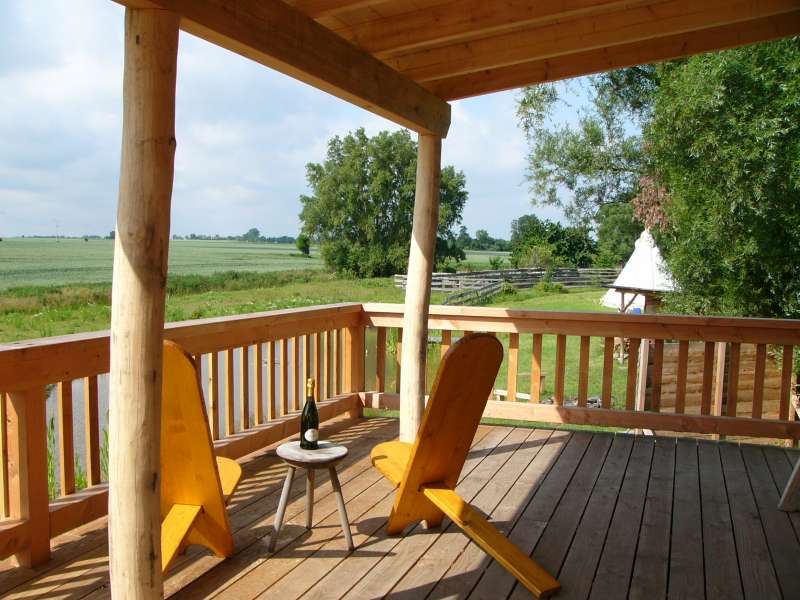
[300,378,320,450]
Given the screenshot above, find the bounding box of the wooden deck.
[2,416,799,599]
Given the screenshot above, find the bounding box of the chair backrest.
[161,341,229,527]
[400,333,504,491]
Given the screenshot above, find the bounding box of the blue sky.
[0,1,587,240]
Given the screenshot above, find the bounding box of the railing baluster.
[304,333,311,392]
[7,386,50,566]
[711,342,726,441]
[727,343,740,418]
[531,333,543,403]
[209,352,220,439]
[254,343,264,425]
[376,327,387,393]
[335,329,343,395]
[395,329,403,393]
[675,340,689,414]
[752,343,767,419]
[700,341,714,415]
[58,382,75,496]
[344,325,366,393]
[326,329,333,398]
[780,344,794,421]
[651,339,664,412]
[293,336,301,411]
[315,331,323,395]
[554,334,566,405]
[440,330,451,358]
[83,375,101,485]
[578,336,590,407]
[281,338,289,416]
[225,348,235,435]
[602,337,614,409]
[507,333,519,402]
[626,338,641,410]
[268,341,276,421]
[240,345,250,431]
[0,393,8,517]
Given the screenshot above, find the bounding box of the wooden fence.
[394,267,620,292]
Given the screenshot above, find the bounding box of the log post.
[399,133,441,443]
[108,9,179,599]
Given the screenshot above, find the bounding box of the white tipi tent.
[601,229,674,312]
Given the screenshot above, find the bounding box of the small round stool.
[268,441,354,552]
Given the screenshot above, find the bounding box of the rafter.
[113,0,451,136]
[334,0,648,57]
[424,11,800,100]
[386,0,800,82]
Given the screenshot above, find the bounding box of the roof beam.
[284,0,393,20]
[387,0,800,82]
[425,11,800,100]
[334,0,648,57]
[112,0,451,137]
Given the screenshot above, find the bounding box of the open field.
[0,237,509,290]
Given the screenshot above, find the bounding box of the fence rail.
[394,267,620,292]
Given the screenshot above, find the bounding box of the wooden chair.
[370,333,561,598]
[160,341,243,573]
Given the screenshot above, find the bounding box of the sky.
[0,1,586,240]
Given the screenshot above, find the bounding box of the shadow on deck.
[2,416,799,599]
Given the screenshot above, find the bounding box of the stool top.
[276,441,348,465]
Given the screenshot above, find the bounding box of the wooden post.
[399,133,441,443]
[7,386,50,566]
[108,9,179,599]
[343,325,365,394]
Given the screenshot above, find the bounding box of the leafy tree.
[594,202,643,267]
[299,129,467,277]
[295,233,311,256]
[241,227,263,243]
[647,38,800,318]
[510,213,596,267]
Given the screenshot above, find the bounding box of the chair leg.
[306,468,315,529]
[268,466,295,552]
[329,466,354,551]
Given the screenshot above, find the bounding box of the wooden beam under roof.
[285,0,393,20]
[386,0,800,82]
[333,0,649,57]
[425,11,800,100]
[112,0,451,137]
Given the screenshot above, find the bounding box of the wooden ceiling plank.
[387,0,800,82]
[335,0,648,57]
[112,0,451,136]
[285,0,394,20]
[425,11,800,100]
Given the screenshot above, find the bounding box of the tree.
[299,129,467,277]
[509,213,596,267]
[516,81,644,227]
[242,227,262,243]
[646,39,800,318]
[594,202,643,267]
[296,233,311,256]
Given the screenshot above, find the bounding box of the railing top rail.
[0,303,362,391]
[361,303,800,344]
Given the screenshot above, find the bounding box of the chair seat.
[216,456,243,502]
[370,440,413,487]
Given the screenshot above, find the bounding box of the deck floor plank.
[628,437,676,600]
[2,421,798,600]
[697,441,743,600]
[719,443,782,599]
[467,431,593,600]
[555,434,634,600]
[740,445,800,599]
[668,438,705,600]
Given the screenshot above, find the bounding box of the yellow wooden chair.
[160,340,243,573]
[370,333,560,598]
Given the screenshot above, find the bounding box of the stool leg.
[306,468,315,529]
[269,466,295,552]
[329,466,354,551]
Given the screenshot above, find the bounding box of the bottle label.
[304,429,319,443]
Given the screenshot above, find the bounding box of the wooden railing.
[0,303,366,566]
[362,304,800,441]
[2,301,799,568]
